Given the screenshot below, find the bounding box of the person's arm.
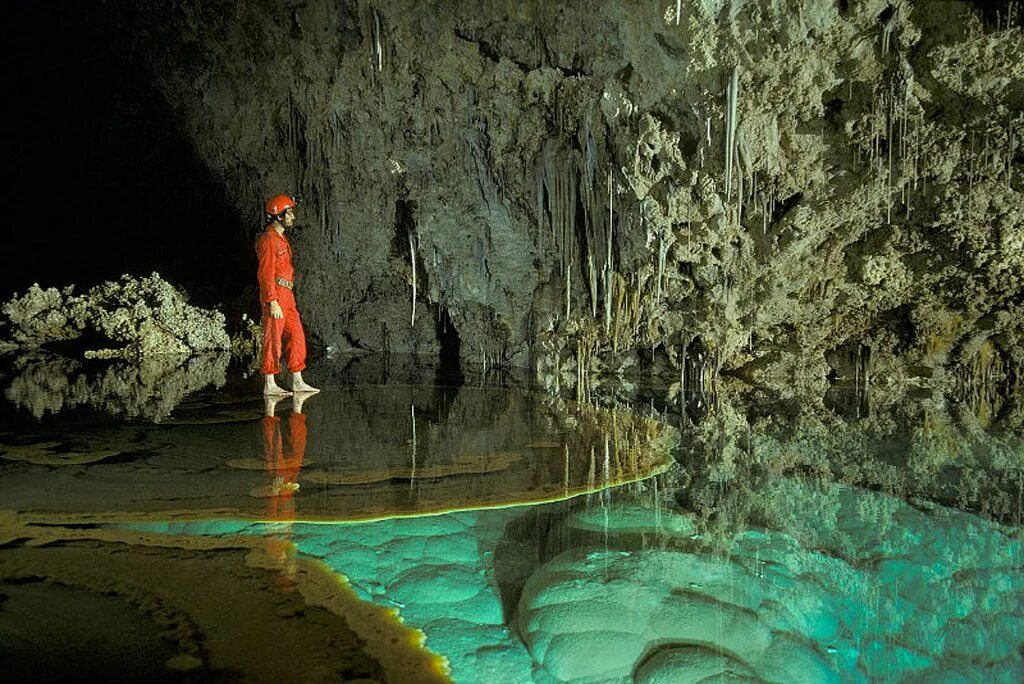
[256,237,284,319]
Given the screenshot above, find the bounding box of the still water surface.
[1,354,1021,682]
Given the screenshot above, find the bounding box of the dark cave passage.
[3,1,248,310]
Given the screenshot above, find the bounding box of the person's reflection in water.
[261,392,312,592]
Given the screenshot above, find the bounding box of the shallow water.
[1,354,1022,682]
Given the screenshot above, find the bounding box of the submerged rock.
[1,273,230,359]
[510,480,1023,683]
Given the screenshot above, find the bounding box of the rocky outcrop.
[1,273,230,359]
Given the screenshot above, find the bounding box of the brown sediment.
[0,516,450,683]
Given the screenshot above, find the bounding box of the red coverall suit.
[256,225,307,376]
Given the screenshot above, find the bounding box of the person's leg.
[285,307,318,393]
[261,311,291,396]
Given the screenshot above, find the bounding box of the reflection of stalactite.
[950,339,1012,426]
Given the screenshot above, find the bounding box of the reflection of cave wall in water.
[0,383,674,521]
[676,381,1024,524]
[99,1,1024,394]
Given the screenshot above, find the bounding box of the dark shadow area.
[3,1,248,308]
[961,0,1021,28]
[435,304,465,385]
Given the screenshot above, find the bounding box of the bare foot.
[290,372,320,394]
[263,379,292,397]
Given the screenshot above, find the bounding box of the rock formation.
[93,0,1022,400]
[0,273,230,359]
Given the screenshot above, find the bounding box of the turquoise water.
[129,471,1023,683]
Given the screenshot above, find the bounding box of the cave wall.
[114,0,1024,387]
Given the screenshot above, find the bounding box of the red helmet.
[265,194,297,216]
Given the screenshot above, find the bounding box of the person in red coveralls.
[257,194,319,396]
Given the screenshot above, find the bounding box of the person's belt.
[275,277,294,290]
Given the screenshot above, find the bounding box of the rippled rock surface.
[511,484,1022,683]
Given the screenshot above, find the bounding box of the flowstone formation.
[0,273,230,359]
[109,1,1022,397]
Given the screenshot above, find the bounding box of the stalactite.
[565,257,572,319]
[373,9,383,73]
[680,337,689,401]
[656,235,666,304]
[1008,124,1015,189]
[887,84,894,225]
[604,168,614,335]
[724,67,740,203]
[612,273,627,353]
[588,254,597,318]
